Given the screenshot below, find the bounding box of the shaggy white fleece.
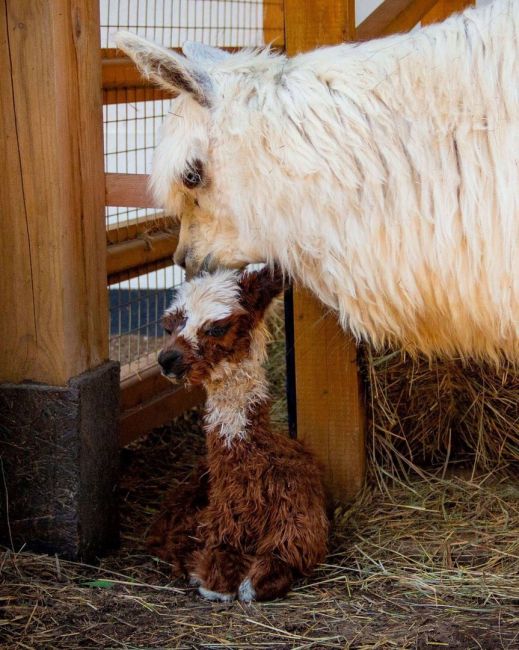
[116,0,518,362]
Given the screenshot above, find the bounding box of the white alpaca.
[116,0,519,362]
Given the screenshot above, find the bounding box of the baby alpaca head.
[158,266,283,385]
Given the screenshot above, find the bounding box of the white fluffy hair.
[166,269,242,343]
[116,0,519,363]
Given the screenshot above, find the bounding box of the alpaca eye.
[164,328,172,336]
[205,323,229,337]
[182,159,204,189]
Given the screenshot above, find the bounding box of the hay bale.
[360,347,519,484]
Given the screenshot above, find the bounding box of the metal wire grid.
[104,90,169,241]
[109,265,185,377]
[100,0,271,49]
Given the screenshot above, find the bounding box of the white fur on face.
[166,269,242,344]
[204,323,270,446]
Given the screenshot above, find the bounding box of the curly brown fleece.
[148,266,329,601]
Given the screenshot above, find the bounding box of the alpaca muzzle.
[158,348,187,380]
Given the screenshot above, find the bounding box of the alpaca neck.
[203,327,270,447]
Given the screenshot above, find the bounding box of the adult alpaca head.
[116,0,519,362]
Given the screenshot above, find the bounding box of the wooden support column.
[0,0,119,559]
[283,1,365,501]
[422,0,473,25]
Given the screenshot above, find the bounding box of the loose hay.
[2,414,518,649]
[2,314,518,648]
[361,347,519,487]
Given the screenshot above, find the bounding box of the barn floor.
[2,410,518,650]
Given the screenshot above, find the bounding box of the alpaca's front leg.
[146,461,209,576]
[191,544,251,602]
[238,555,294,602]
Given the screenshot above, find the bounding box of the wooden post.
[283,0,365,501]
[0,0,119,559]
[422,0,473,24]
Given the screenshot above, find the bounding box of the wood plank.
[1,0,107,385]
[284,0,355,51]
[107,231,179,278]
[291,289,365,499]
[356,0,437,40]
[422,0,473,24]
[103,86,170,105]
[0,2,36,382]
[107,256,174,287]
[263,0,285,47]
[119,380,204,447]
[105,173,157,208]
[284,0,365,501]
[107,213,175,245]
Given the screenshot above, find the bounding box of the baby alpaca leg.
[147,462,208,576]
[239,555,294,602]
[191,544,250,602]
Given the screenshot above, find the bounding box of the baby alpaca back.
[204,425,328,577]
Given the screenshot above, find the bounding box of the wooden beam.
[105,173,156,208]
[291,289,365,498]
[107,257,174,287]
[107,231,178,278]
[284,0,355,50]
[284,0,365,502]
[356,0,437,40]
[107,213,175,245]
[119,371,204,446]
[1,0,108,385]
[263,1,285,48]
[421,0,473,25]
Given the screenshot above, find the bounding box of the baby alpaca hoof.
[238,578,256,602]
[198,586,235,602]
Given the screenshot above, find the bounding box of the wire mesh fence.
[100,0,274,49]
[102,0,283,375]
[109,265,185,377]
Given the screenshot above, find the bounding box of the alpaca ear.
[182,41,230,64]
[239,265,285,313]
[114,32,212,107]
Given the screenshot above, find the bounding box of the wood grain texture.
[107,213,176,245]
[119,380,204,447]
[422,0,473,25]
[106,231,179,278]
[1,0,107,385]
[284,0,355,52]
[356,0,437,40]
[291,290,365,499]
[263,0,285,48]
[284,0,365,501]
[105,173,157,207]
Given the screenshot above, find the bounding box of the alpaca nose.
[158,349,184,376]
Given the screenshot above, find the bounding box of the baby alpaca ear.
[239,265,285,314]
[114,32,212,107]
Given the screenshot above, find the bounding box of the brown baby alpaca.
[148,266,329,602]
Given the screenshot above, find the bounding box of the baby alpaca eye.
[205,323,230,337]
[164,328,172,336]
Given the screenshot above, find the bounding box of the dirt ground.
[2,408,518,649]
